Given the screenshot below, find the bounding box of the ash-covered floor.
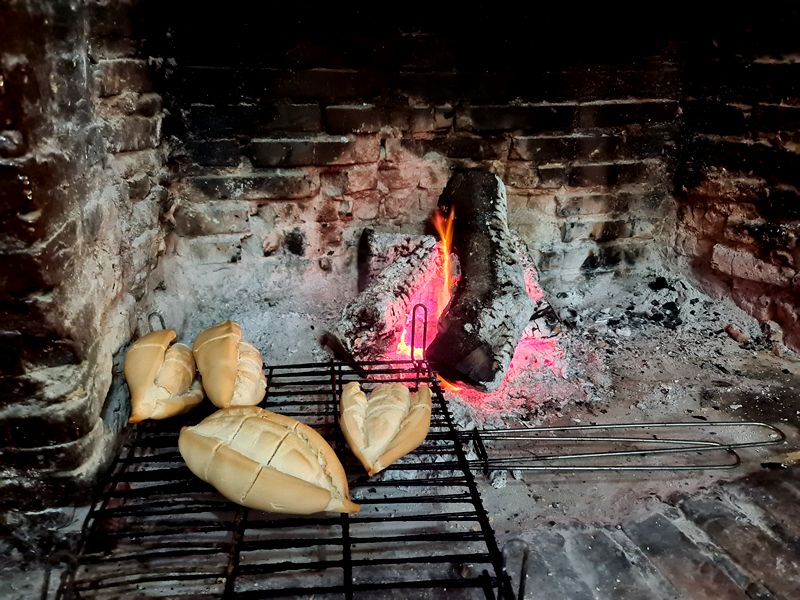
[5,267,800,599]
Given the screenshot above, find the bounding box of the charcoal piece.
[426,170,534,391]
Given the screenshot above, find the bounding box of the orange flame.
[438,375,462,392]
[432,208,456,315]
[391,207,457,361]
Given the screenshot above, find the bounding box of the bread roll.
[340,382,432,476]
[192,320,267,408]
[124,329,204,423]
[179,407,359,514]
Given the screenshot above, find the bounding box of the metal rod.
[410,302,428,361]
[462,421,785,472]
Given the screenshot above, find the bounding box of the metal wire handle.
[459,421,786,474]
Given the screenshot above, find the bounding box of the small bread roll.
[340,382,432,476]
[192,320,267,408]
[124,329,204,423]
[179,407,360,514]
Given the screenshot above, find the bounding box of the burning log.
[329,234,442,361]
[426,170,534,392]
[357,229,433,292]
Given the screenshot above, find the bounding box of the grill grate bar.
[55,359,513,599]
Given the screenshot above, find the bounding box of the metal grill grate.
[55,360,515,599]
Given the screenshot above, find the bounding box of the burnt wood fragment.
[426,170,534,391]
[330,235,440,361]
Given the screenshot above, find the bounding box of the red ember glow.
[385,207,565,415]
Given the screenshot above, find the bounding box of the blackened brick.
[272,68,387,100]
[581,246,625,271]
[94,59,152,97]
[556,193,629,217]
[577,100,679,128]
[731,472,800,542]
[188,139,241,167]
[395,71,463,102]
[562,219,632,243]
[0,423,101,471]
[761,186,800,222]
[461,104,576,133]
[752,103,800,132]
[683,100,749,135]
[0,218,78,297]
[401,135,508,160]
[189,170,319,200]
[680,493,800,599]
[504,162,539,188]
[568,161,656,187]
[105,116,161,152]
[512,135,577,161]
[537,164,568,188]
[564,65,681,101]
[135,93,162,117]
[0,331,77,377]
[0,393,98,448]
[249,135,378,167]
[176,66,247,102]
[185,103,322,137]
[326,104,384,133]
[623,514,745,600]
[689,136,800,189]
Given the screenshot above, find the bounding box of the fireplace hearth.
[2,3,800,599]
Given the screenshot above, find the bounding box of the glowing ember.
[385,206,567,416]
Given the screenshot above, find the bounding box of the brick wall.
[0,0,167,509]
[145,9,680,297]
[677,16,800,350]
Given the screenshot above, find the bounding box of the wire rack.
[55,359,515,600]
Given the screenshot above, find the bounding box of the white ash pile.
[548,268,791,357]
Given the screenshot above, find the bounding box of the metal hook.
[409,303,428,361]
[147,312,166,333]
[410,303,428,390]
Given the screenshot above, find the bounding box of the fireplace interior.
[2,3,800,598]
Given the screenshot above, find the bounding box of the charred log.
[426,170,534,391]
[330,235,441,361]
[357,229,433,292]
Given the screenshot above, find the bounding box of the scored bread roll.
[179,406,360,514]
[124,329,204,423]
[340,382,432,476]
[192,320,267,408]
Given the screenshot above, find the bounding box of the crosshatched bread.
[340,382,432,476]
[124,329,204,423]
[192,320,267,408]
[179,406,360,514]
